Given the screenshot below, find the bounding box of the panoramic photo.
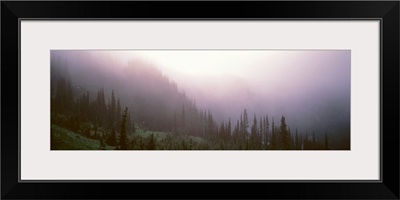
[50,50,350,150]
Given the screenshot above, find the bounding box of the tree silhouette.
[116,98,121,131]
[250,114,258,148]
[271,117,276,150]
[119,107,129,150]
[280,116,290,150]
[109,90,116,127]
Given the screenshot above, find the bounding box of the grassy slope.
[133,127,207,143]
[51,123,209,150]
[51,124,115,150]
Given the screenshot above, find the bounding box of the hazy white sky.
[109,50,350,97]
[114,51,280,76]
[106,50,351,128]
[60,50,350,133]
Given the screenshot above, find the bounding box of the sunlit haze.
[52,50,350,147]
[109,50,350,126]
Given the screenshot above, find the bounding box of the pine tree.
[280,116,290,150]
[219,121,226,140]
[110,90,116,126]
[227,118,231,138]
[96,88,106,127]
[243,109,249,140]
[234,120,240,142]
[119,107,129,150]
[126,111,132,134]
[240,113,244,141]
[271,117,276,150]
[250,114,258,149]
[259,116,263,149]
[265,115,269,149]
[116,98,121,131]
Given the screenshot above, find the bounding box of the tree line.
[51,74,331,150]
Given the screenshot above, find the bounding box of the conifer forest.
[51,50,350,150]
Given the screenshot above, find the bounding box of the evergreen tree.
[264,115,269,149]
[280,116,290,150]
[234,120,240,142]
[259,117,263,144]
[243,109,249,140]
[219,121,226,140]
[250,114,258,148]
[96,88,107,127]
[271,117,276,150]
[240,113,244,141]
[116,98,121,131]
[207,110,212,136]
[110,90,116,126]
[119,107,129,150]
[227,118,231,137]
[126,111,132,134]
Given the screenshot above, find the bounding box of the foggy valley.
[50,50,350,150]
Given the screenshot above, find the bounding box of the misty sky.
[113,50,350,129]
[54,50,350,138]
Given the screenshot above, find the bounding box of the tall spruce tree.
[250,114,258,148]
[110,90,116,127]
[280,116,290,150]
[116,98,121,131]
[243,109,249,137]
[119,107,129,150]
[271,117,276,150]
[265,115,269,149]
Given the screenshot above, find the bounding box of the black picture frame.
[2,1,399,199]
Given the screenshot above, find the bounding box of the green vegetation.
[51,119,220,150]
[51,125,114,150]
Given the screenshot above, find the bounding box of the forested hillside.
[50,51,349,150]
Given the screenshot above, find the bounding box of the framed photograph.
[2,1,399,199]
